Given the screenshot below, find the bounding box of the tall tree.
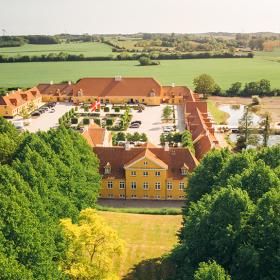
[259,112,271,147]
[193,74,216,99]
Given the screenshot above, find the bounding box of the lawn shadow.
[122,257,175,280]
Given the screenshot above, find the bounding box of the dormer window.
[181,164,189,176]
[149,90,156,97]
[104,162,111,174]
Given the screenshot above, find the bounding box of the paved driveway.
[127,104,185,146]
[23,102,74,133]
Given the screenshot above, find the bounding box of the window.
[156,195,160,200]
[179,195,185,199]
[143,182,149,190]
[108,194,113,198]
[181,168,188,175]
[143,194,149,199]
[143,171,148,176]
[131,182,137,189]
[155,171,160,176]
[131,171,136,176]
[119,194,125,199]
[131,194,137,199]
[155,182,161,190]
[119,181,125,189]
[179,182,185,190]
[167,182,173,190]
[107,181,113,189]
[167,195,172,199]
[144,161,148,165]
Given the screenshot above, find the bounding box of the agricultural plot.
[2,53,280,89]
[99,211,181,279]
[0,42,113,57]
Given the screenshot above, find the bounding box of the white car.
[49,108,55,113]
[163,126,173,133]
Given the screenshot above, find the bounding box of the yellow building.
[93,143,198,200]
[37,77,190,105]
[0,87,42,118]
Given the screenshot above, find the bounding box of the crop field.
[0,42,113,57]
[99,211,181,279]
[1,49,280,89]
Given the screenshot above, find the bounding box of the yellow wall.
[100,156,187,200]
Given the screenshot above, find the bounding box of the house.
[93,143,198,200]
[0,87,42,118]
[82,123,112,147]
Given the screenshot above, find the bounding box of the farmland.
[99,211,181,279]
[0,42,113,57]
[1,51,280,89]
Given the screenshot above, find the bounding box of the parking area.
[127,104,185,146]
[21,102,74,133]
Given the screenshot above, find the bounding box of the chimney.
[172,83,175,88]
[50,81,53,85]
[164,142,169,152]
[125,141,130,151]
[115,75,122,81]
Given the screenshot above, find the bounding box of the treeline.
[0,51,253,63]
[0,36,25,47]
[0,118,100,278]
[193,74,280,98]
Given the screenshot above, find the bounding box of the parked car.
[47,102,56,108]
[131,121,142,125]
[49,108,55,113]
[129,123,140,128]
[163,126,173,133]
[31,111,41,116]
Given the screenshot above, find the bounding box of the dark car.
[129,123,140,128]
[31,111,41,116]
[131,121,142,125]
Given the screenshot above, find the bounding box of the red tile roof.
[93,146,198,179]
[82,123,105,147]
[37,83,74,96]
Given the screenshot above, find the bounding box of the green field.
[1,49,280,89]
[99,211,181,279]
[0,42,113,57]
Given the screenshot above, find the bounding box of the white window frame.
[181,168,188,175]
[107,181,113,189]
[143,171,148,177]
[131,182,137,189]
[179,182,185,190]
[167,182,173,190]
[131,194,137,199]
[156,195,160,200]
[131,171,136,176]
[143,194,149,199]
[155,182,161,190]
[144,161,148,165]
[119,181,125,189]
[143,182,149,190]
[119,194,125,199]
[167,195,172,199]
[155,171,160,177]
[108,194,113,198]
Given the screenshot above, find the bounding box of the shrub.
[252,95,261,105]
[114,107,120,113]
[106,118,113,126]
[94,118,101,125]
[103,107,110,112]
[71,118,78,124]
[83,118,90,125]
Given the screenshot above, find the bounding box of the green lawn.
[99,211,181,279]
[1,50,280,89]
[0,42,113,57]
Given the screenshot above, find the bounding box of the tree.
[236,106,259,150]
[19,107,30,120]
[193,74,216,99]
[194,261,231,280]
[181,130,194,153]
[162,105,172,120]
[226,82,242,97]
[60,208,124,280]
[259,112,271,147]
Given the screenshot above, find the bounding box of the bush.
[104,107,110,112]
[71,118,78,124]
[114,107,120,113]
[83,118,90,125]
[106,118,113,126]
[94,118,101,125]
[252,95,261,105]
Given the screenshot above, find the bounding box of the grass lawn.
[0,42,113,57]
[2,52,280,89]
[99,211,181,279]
[207,100,230,124]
